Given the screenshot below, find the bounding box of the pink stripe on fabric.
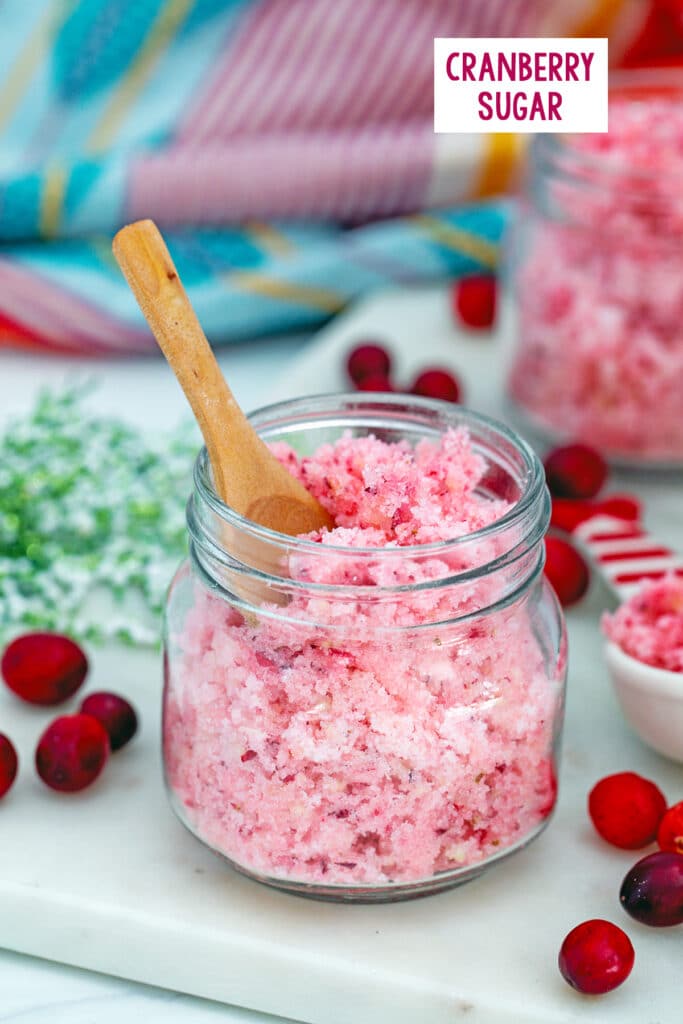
[0,261,151,354]
[180,1,287,144]
[275,1,370,136]
[180,0,537,147]
[130,123,433,224]
[218,1,316,138]
[232,1,335,136]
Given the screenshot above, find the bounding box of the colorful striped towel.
[0,0,664,353]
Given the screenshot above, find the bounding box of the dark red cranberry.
[589,772,667,849]
[1,632,88,705]
[544,444,608,500]
[620,851,683,927]
[346,343,391,384]
[452,275,497,329]
[558,920,634,995]
[544,536,590,607]
[356,374,394,392]
[79,692,138,752]
[0,734,18,798]
[410,368,461,403]
[35,714,109,792]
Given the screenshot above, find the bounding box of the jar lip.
[192,391,546,559]
[533,67,683,185]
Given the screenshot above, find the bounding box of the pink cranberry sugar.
[509,93,683,463]
[602,576,683,673]
[1,632,88,705]
[164,428,563,887]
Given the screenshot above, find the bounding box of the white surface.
[1,289,682,1023]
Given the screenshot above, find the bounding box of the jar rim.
[191,391,547,560]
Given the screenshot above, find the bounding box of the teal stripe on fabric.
[53,1,167,101]
[0,174,42,237]
[179,0,250,35]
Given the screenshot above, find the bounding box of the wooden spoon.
[112,219,333,538]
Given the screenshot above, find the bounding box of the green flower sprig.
[0,386,198,647]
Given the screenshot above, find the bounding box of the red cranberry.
[558,920,634,995]
[346,343,391,384]
[657,802,683,854]
[588,772,666,849]
[35,714,109,792]
[1,632,88,706]
[544,536,590,607]
[600,495,641,522]
[80,692,138,752]
[0,734,18,798]
[550,493,641,534]
[620,851,683,927]
[410,368,461,403]
[356,374,394,392]
[544,444,608,500]
[452,275,497,329]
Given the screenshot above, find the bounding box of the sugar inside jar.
[507,72,683,465]
[163,395,566,901]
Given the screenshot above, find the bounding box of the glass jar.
[507,70,683,466]
[162,394,566,902]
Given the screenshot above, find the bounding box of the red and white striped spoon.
[573,513,683,603]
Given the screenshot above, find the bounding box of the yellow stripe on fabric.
[244,222,296,258]
[412,216,499,270]
[0,2,76,134]
[39,164,67,238]
[472,133,524,199]
[87,0,195,154]
[570,0,626,38]
[231,272,344,314]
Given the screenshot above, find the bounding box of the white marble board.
[0,288,681,1024]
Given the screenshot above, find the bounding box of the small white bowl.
[605,641,683,763]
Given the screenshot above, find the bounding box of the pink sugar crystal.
[509,94,683,462]
[603,577,683,673]
[165,429,562,886]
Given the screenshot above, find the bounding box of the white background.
[434,38,608,134]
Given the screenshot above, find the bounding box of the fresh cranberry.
[544,444,608,500]
[452,275,496,329]
[346,343,391,384]
[35,714,109,792]
[550,493,641,534]
[558,919,634,995]
[600,495,641,522]
[620,851,683,927]
[1,633,88,706]
[657,802,683,854]
[410,368,461,403]
[0,734,18,798]
[355,374,394,392]
[79,692,138,752]
[588,772,666,849]
[544,536,590,607]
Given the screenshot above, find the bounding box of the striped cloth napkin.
[0,0,667,353]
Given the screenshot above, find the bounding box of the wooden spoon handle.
[112,219,263,508]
